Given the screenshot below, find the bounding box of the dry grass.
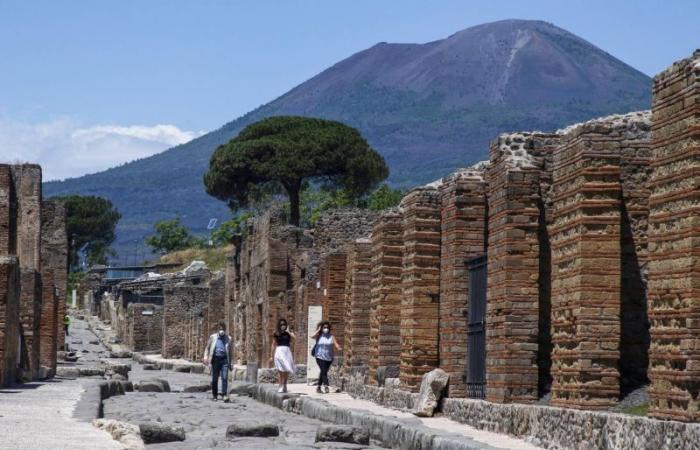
[159,245,232,272]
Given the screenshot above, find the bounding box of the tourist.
[271,318,295,393]
[63,314,71,337]
[313,321,342,394]
[203,321,231,402]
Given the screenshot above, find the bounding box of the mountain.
[44,19,651,260]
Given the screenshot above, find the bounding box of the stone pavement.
[287,384,539,450]
[0,316,121,450]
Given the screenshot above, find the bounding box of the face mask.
[280,325,287,331]
[322,328,330,334]
[218,330,225,337]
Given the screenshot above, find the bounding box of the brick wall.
[369,209,403,385]
[550,117,631,409]
[486,133,558,403]
[40,200,67,355]
[343,238,372,369]
[207,271,226,334]
[400,187,442,392]
[320,252,347,348]
[0,166,17,255]
[162,284,209,359]
[11,165,41,270]
[647,50,700,421]
[19,269,41,377]
[128,303,163,352]
[0,256,20,386]
[439,169,488,398]
[39,270,57,373]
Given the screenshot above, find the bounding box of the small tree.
[58,195,122,268]
[145,218,197,253]
[367,184,404,211]
[211,212,253,246]
[204,116,389,226]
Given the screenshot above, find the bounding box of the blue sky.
[1,0,697,180]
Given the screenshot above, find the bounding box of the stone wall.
[439,168,488,397]
[18,269,41,377]
[647,50,700,422]
[368,209,403,386]
[0,256,19,386]
[399,187,442,392]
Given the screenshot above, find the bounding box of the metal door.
[466,255,487,399]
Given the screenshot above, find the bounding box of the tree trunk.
[287,184,301,226]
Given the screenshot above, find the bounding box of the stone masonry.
[368,209,403,386]
[162,284,209,359]
[343,238,372,369]
[486,132,558,403]
[0,256,20,386]
[40,199,67,374]
[439,168,488,398]
[647,50,700,421]
[400,187,442,392]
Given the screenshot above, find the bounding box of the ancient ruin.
[0,164,68,385]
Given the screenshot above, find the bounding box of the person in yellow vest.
[63,314,71,337]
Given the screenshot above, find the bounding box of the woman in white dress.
[270,318,296,393]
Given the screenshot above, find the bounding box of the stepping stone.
[139,422,186,444]
[183,383,210,393]
[315,425,369,445]
[226,422,279,438]
[136,379,171,393]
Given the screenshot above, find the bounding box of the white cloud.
[0,117,205,181]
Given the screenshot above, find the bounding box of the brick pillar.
[40,200,67,371]
[550,121,623,409]
[485,133,558,403]
[0,256,20,387]
[343,238,372,369]
[369,210,403,385]
[320,253,348,348]
[647,50,700,421]
[11,165,43,377]
[439,169,488,398]
[400,187,441,392]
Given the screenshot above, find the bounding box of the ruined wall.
[486,132,558,403]
[439,169,488,398]
[400,187,442,392]
[550,112,651,409]
[40,199,67,360]
[0,166,16,256]
[128,303,163,352]
[19,270,41,377]
[647,50,700,422]
[162,284,209,359]
[343,238,372,369]
[0,257,19,386]
[320,252,347,348]
[206,271,226,334]
[369,210,403,385]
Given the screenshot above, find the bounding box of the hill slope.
[44,19,651,258]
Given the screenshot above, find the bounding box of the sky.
[0,0,697,180]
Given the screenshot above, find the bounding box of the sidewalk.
[286,384,540,450]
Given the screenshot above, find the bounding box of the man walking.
[63,314,71,337]
[203,321,231,402]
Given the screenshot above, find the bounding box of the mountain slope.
[44,19,651,259]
